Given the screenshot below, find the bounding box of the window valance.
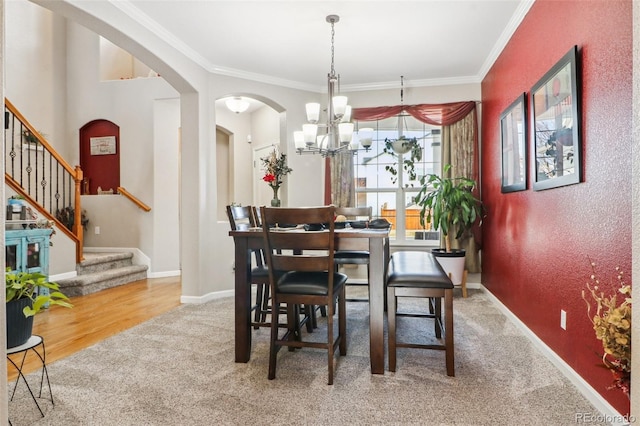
[352,101,476,126]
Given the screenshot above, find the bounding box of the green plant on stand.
[6,269,73,317]
[6,268,72,348]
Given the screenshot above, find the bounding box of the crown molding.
[477,0,535,80]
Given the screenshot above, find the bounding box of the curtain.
[441,108,481,273]
[352,101,476,126]
[329,154,354,207]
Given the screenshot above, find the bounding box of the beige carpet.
[8,289,606,425]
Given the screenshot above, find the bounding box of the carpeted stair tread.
[80,252,133,266]
[57,252,149,297]
[77,252,136,274]
[58,264,148,287]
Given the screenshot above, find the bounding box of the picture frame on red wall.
[500,92,527,193]
[530,45,582,191]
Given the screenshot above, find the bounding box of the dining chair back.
[226,205,256,230]
[260,206,347,385]
[226,205,271,328]
[334,206,372,302]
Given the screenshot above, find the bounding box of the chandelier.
[294,15,371,157]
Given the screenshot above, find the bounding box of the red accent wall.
[481,0,632,414]
[79,120,121,195]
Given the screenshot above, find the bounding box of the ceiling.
[121,0,533,93]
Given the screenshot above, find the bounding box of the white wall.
[152,98,180,275]
[5,0,68,158]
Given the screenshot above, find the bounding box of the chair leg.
[387,286,397,372]
[327,299,334,385]
[261,284,271,324]
[304,305,315,333]
[287,305,299,351]
[461,269,468,298]
[444,289,455,376]
[338,288,347,356]
[434,297,442,339]
[253,284,264,329]
[268,299,280,380]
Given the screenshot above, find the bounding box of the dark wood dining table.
[229,226,390,374]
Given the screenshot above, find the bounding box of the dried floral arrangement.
[582,259,632,398]
[260,147,292,196]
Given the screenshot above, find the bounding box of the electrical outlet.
[95,226,100,235]
[560,310,567,330]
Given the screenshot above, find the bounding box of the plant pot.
[391,139,412,154]
[431,248,466,285]
[6,298,34,348]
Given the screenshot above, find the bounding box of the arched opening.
[214,95,286,210]
[79,119,120,195]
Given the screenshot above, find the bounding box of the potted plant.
[414,164,483,285]
[383,136,422,187]
[6,269,73,348]
[7,194,26,213]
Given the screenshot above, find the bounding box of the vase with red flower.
[261,148,292,208]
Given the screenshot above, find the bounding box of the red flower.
[263,174,276,183]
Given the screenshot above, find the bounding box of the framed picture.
[530,45,582,191]
[500,93,527,193]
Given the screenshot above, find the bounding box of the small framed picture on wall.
[500,92,527,193]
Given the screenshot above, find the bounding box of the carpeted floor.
[8,289,606,425]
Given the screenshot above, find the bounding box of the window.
[354,115,441,243]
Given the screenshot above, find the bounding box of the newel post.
[74,165,84,262]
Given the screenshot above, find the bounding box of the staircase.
[57,252,149,297]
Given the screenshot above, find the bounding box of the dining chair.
[261,205,347,385]
[334,206,372,302]
[250,206,317,332]
[226,205,270,328]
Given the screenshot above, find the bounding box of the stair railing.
[117,187,151,212]
[4,98,84,263]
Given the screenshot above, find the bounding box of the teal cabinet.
[5,228,53,296]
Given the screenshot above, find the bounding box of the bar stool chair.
[250,206,317,332]
[226,205,271,328]
[334,206,372,302]
[386,251,455,376]
[260,205,347,385]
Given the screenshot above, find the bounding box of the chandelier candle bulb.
[293,131,305,150]
[339,123,354,143]
[332,96,348,118]
[305,103,320,123]
[303,124,318,145]
[343,105,352,122]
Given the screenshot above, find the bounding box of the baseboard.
[480,286,629,425]
[180,289,234,304]
[49,270,77,282]
[148,270,181,279]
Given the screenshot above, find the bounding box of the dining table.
[229,225,390,374]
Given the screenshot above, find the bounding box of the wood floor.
[7,277,182,382]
